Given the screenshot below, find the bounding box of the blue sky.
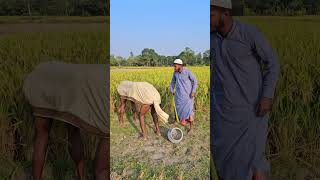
[110,0,209,58]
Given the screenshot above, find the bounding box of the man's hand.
[256,97,272,117]
[190,92,196,98]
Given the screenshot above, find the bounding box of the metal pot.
[167,127,183,143]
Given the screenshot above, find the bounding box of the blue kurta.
[210,21,280,179]
[170,68,198,121]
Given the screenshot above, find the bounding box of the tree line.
[111,47,210,67]
[1,0,319,16]
[240,0,320,15]
[0,0,109,16]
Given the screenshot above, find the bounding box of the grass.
[110,67,210,179]
[110,66,210,113]
[237,16,320,178]
[110,112,210,179]
[0,17,108,179]
[0,16,109,24]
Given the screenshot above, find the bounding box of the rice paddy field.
[0,16,108,179]
[1,15,320,179]
[110,16,320,179]
[110,67,210,113]
[238,16,320,179]
[110,67,210,179]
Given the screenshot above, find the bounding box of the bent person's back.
[23,62,108,137]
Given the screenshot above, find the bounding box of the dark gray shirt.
[210,20,280,179]
[211,20,280,109]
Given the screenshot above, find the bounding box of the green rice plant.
[0,21,109,179]
[110,66,210,116]
[239,16,320,178]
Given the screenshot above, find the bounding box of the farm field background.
[110,16,320,179]
[110,66,210,112]
[0,15,320,180]
[110,67,210,179]
[239,16,320,179]
[0,16,108,179]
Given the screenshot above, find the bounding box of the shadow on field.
[159,126,170,140]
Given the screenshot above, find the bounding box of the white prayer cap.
[211,0,232,9]
[173,59,183,65]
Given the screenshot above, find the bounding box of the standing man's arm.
[251,27,280,116]
[170,74,176,95]
[189,71,198,98]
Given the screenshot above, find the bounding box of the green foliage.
[243,0,320,15]
[110,67,210,114]
[0,16,108,24]
[0,0,109,16]
[111,47,210,67]
[0,21,108,178]
[239,16,320,178]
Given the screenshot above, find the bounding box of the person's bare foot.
[155,130,161,136]
[187,128,192,134]
[187,121,192,134]
[118,115,123,124]
[138,133,147,141]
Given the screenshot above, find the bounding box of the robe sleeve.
[170,73,176,93]
[250,27,280,98]
[188,70,198,93]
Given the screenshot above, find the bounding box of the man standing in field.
[170,59,198,133]
[210,0,280,180]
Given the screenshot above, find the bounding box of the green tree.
[110,55,119,66]
[203,50,210,66]
[140,48,159,66]
[166,56,178,66]
[127,52,137,66]
[116,56,127,66]
[195,53,202,65]
[178,47,196,66]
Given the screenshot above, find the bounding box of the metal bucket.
[167,127,183,143]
